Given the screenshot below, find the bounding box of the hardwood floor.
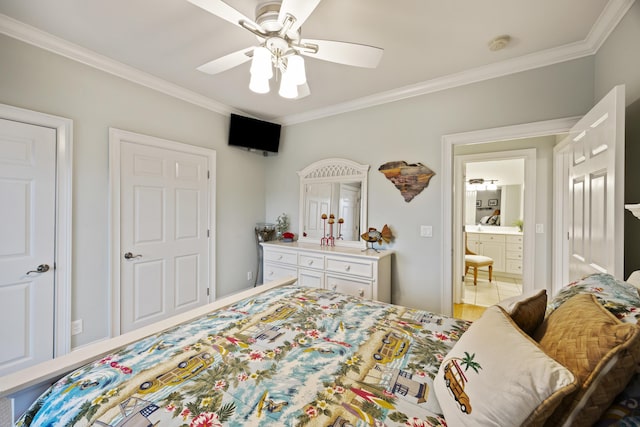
[453,303,486,321]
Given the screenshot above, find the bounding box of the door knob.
[124,252,142,260]
[26,264,50,275]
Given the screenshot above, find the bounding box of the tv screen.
[228,113,281,153]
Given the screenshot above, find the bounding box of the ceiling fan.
[187,0,384,99]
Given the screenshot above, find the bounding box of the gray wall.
[0,35,268,347]
[594,1,640,106]
[266,61,594,313]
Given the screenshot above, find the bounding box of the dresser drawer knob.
[277,255,283,260]
[358,289,364,297]
[307,260,314,266]
[344,265,351,272]
[332,284,337,291]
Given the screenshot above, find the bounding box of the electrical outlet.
[71,319,83,336]
[247,271,253,281]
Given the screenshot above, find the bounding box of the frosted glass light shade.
[287,55,306,85]
[250,47,273,79]
[249,74,270,94]
[278,73,298,99]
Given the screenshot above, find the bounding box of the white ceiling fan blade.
[188,0,260,30]
[196,47,254,75]
[278,0,322,32]
[300,39,383,68]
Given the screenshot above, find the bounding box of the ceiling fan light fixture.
[250,46,273,79]
[287,54,306,85]
[279,72,298,99]
[249,73,270,94]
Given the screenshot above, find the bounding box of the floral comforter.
[19,285,470,427]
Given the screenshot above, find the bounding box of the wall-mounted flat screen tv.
[228,113,281,154]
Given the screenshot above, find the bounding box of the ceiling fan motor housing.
[256,1,301,41]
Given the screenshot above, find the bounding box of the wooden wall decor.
[378,161,436,202]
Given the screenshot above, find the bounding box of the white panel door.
[0,118,55,376]
[567,85,625,280]
[338,184,360,241]
[303,183,331,239]
[120,141,210,333]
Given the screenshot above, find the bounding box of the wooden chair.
[465,234,493,286]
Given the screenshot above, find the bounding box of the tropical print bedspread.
[19,285,470,427]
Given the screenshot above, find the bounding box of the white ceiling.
[0,0,632,124]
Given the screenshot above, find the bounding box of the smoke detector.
[488,35,511,51]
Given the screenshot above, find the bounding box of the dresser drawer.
[506,243,523,252]
[298,268,324,288]
[326,256,374,278]
[506,235,523,244]
[326,274,372,299]
[299,253,324,269]
[479,234,506,243]
[263,263,297,283]
[264,249,297,265]
[506,250,523,260]
[505,259,523,274]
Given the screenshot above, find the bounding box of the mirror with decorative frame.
[298,158,369,248]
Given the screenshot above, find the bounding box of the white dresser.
[261,241,392,303]
[467,231,523,277]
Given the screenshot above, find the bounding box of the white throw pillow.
[434,306,577,427]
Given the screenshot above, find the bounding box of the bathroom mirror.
[298,158,369,248]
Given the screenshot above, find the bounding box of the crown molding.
[0,0,633,126]
[585,0,636,51]
[0,13,236,117]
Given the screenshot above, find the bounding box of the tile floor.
[461,273,523,307]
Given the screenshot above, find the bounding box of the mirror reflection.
[298,158,369,248]
[303,182,362,241]
[464,159,524,230]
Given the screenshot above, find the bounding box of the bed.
[3,274,640,427]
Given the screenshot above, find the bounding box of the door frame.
[441,116,580,316]
[0,103,73,357]
[453,149,536,304]
[108,128,216,337]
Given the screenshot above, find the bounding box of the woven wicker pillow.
[434,306,577,427]
[534,293,640,427]
[498,289,547,336]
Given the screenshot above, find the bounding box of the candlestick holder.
[327,217,335,247]
[320,213,329,246]
[337,218,344,240]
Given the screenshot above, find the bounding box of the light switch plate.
[420,225,433,237]
[536,224,544,234]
